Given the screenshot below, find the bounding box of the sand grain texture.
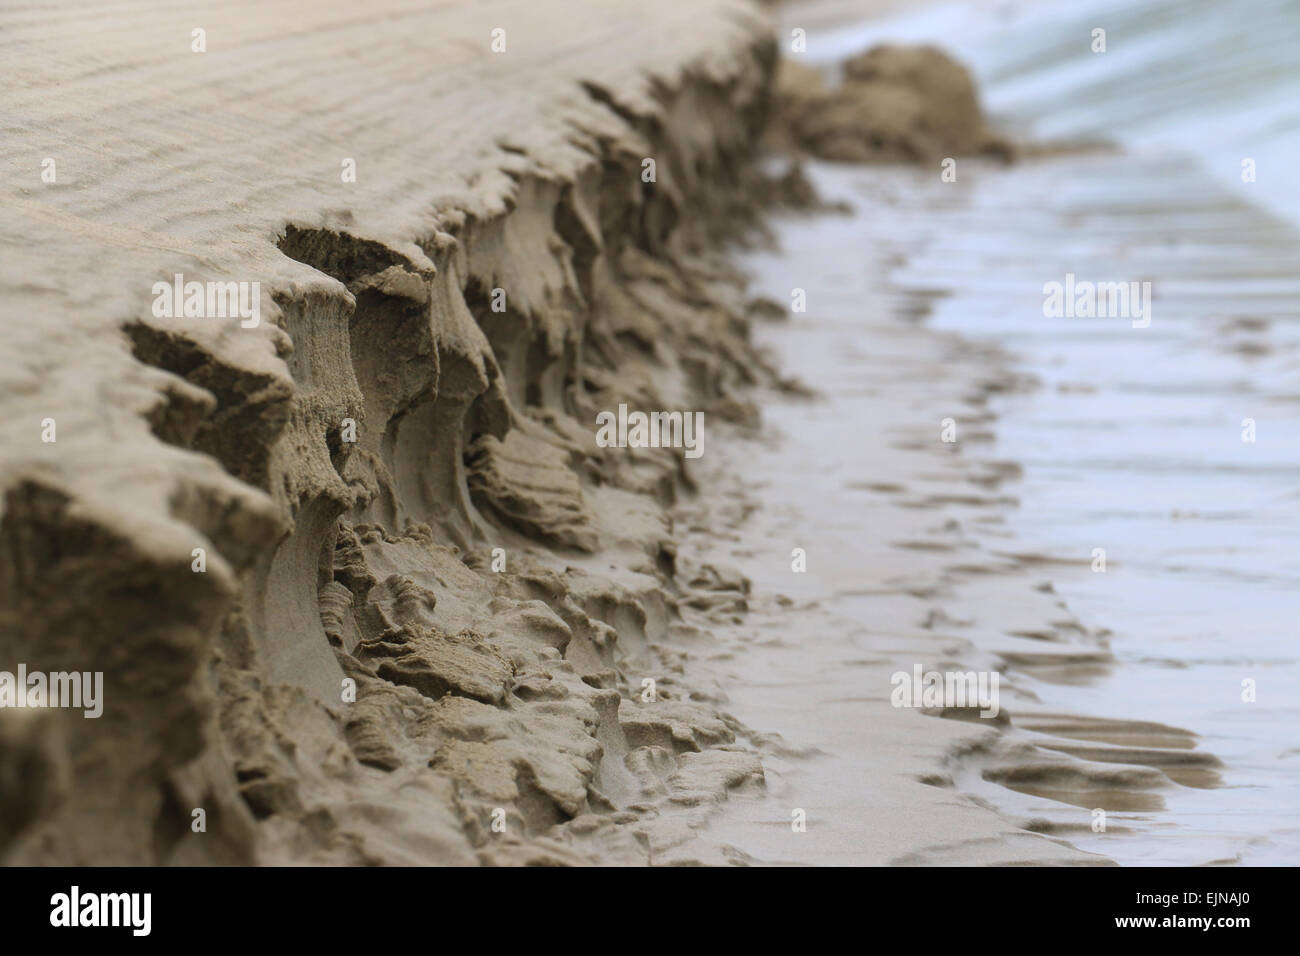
[0,0,781,865]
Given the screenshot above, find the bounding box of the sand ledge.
[0,0,781,865]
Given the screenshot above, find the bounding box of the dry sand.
[0,0,781,865]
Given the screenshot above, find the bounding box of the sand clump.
[770,44,1014,163]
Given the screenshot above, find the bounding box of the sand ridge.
[0,0,787,865]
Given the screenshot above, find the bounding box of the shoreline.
[671,159,1122,864]
[761,0,1300,865]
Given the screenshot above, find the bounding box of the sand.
[769,44,1013,162]
[0,0,1207,866]
[0,0,782,865]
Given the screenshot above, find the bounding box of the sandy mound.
[770,45,1013,163]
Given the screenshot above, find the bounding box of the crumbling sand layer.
[0,0,785,865]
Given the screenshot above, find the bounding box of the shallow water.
[696,0,1300,864]
[880,151,1300,864]
[799,0,1300,229]
[837,0,1300,867]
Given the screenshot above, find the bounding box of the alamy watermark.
[890,664,999,718]
[1043,273,1151,328]
[152,273,260,328]
[595,403,704,459]
[0,664,103,718]
[50,886,150,936]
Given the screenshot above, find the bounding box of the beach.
[0,0,1294,869]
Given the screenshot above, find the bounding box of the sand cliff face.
[0,0,778,865]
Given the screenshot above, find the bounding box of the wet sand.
[674,161,1121,864]
[683,115,1299,867]
[898,150,1300,865]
